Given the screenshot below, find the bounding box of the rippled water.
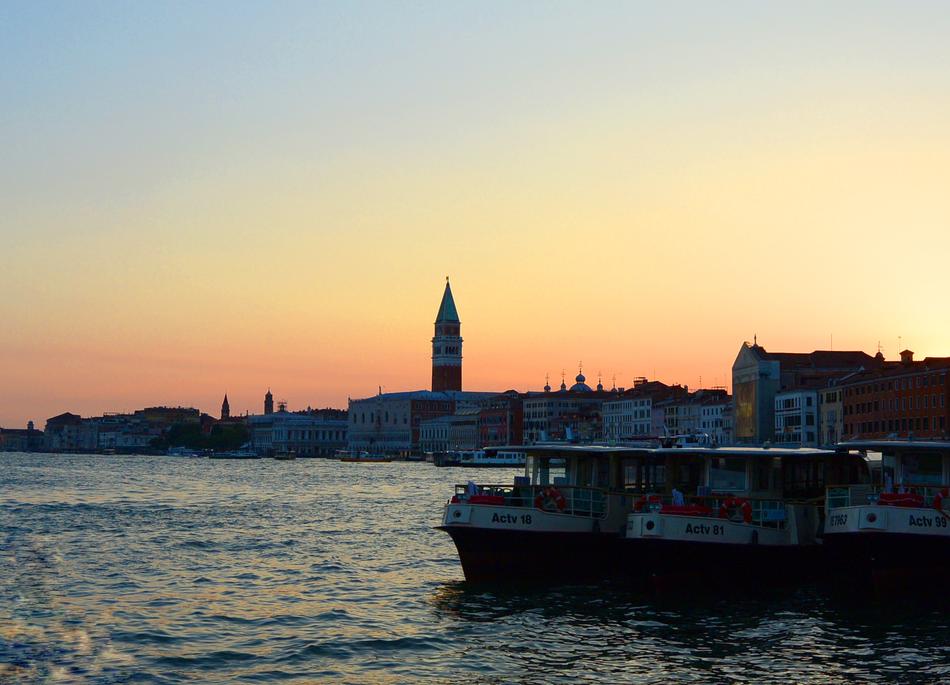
[1,453,948,684]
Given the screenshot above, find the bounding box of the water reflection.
[1,453,947,684]
[430,581,950,684]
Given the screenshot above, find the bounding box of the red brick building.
[841,350,950,440]
[477,391,524,447]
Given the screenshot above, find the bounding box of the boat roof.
[837,439,950,454]
[520,444,837,459]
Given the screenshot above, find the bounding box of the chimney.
[900,349,914,365]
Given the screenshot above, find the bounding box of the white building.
[247,409,347,457]
[602,396,654,441]
[818,387,844,447]
[774,389,819,447]
[347,390,495,455]
[419,415,453,453]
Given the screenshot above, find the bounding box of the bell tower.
[432,277,462,392]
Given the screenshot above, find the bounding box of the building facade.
[419,415,453,453]
[0,422,44,451]
[774,389,819,446]
[601,379,674,441]
[44,413,97,452]
[347,390,495,454]
[840,351,950,441]
[247,408,347,457]
[818,386,844,447]
[732,341,878,445]
[522,372,617,444]
[477,391,524,447]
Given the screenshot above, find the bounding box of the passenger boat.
[432,452,461,467]
[823,440,950,591]
[457,449,526,468]
[167,446,201,458]
[273,450,297,460]
[437,445,642,583]
[338,451,392,463]
[209,449,260,459]
[622,446,870,591]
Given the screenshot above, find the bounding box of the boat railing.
[631,493,793,529]
[825,482,948,509]
[451,483,608,519]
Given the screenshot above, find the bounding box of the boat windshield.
[898,451,945,486]
[526,455,567,486]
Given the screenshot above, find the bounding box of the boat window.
[709,457,748,492]
[900,452,944,486]
[595,457,610,488]
[528,456,566,486]
[752,457,780,491]
[620,458,641,490]
[672,457,703,493]
[644,461,666,492]
[881,452,896,489]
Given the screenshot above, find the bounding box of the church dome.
[569,373,592,392]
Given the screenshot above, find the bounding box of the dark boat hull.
[438,525,625,584]
[624,538,823,594]
[823,531,950,593]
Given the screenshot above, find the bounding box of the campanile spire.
[431,278,462,392]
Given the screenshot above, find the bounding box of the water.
[1,453,948,684]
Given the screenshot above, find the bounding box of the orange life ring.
[934,488,950,512]
[719,497,752,524]
[534,486,567,512]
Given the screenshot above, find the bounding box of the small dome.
[575,372,586,383]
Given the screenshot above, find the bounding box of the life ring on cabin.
[934,488,950,512]
[534,486,567,512]
[719,497,752,524]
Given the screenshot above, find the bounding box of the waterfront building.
[601,379,674,441]
[44,413,97,452]
[840,350,950,440]
[694,389,732,445]
[92,414,157,451]
[134,406,201,426]
[817,374,860,447]
[432,279,462,392]
[774,389,819,446]
[0,421,45,451]
[732,341,878,445]
[477,391,524,447]
[419,414,453,453]
[522,370,618,444]
[347,390,495,455]
[247,407,347,457]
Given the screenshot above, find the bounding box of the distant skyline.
[3,2,950,427]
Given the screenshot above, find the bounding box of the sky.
[2,1,950,426]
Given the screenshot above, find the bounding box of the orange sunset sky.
[2,3,950,427]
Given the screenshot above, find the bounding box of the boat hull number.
[491,513,532,525]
